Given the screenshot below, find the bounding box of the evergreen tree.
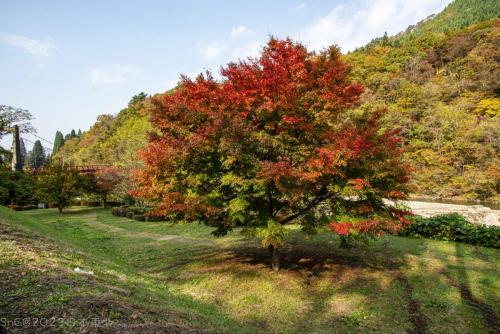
[77,129,82,137]
[30,140,46,169]
[53,131,65,154]
[70,129,76,138]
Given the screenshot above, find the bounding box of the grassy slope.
[1,206,499,333]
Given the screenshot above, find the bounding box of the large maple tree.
[132,38,411,269]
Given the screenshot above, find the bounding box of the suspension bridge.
[7,125,110,174]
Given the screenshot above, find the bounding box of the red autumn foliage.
[130,37,411,239]
[94,166,123,205]
[329,222,353,236]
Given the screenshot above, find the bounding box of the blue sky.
[0,0,451,151]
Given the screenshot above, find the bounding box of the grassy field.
[0,206,498,333]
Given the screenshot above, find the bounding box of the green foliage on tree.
[53,131,65,154]
[0,170,37,205]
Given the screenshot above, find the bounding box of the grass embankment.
[0,206,498,333]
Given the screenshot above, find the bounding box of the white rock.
[73,267,94,275]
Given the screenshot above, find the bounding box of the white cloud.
[86,65,141,84]
[0,32,57,57]
[231,25,254,38]
[300,0,450,52]
[232,41,262,59]
[296,3,308,11]
[197,41,227,61]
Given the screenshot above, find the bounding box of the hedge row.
[9,204,38,211]
[401,213,499,248]
[111,206,165,222]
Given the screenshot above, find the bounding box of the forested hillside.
[346,0,499,201]
[53,93,151,169]
[54,0,499,201]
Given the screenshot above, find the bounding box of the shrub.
[401,213,499,248]
[112,207,120,216]
[133,214,145,222]
[126,212,134,219]
[112,206,128,217]
[128,206,146,214]
[22,205,37,210]
[9,204,23,211]
[119,207,128,217]
[145,214,166,222]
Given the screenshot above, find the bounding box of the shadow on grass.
[229,241,403,274]
[160,236,430,333]
[442,244,500,333]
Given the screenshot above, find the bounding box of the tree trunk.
[58,205,63,214]
[268,245,280,271]
[103,193,107,208]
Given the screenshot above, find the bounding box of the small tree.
[37,164,81,213]
[132,38,411,270]
[93,167,123,206]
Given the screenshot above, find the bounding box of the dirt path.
[396,273,428,334]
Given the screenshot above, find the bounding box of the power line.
[26,130,54,145]
[21,136,52,153]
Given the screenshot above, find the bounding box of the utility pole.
[11,125,22,172]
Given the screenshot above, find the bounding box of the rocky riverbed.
[404,201,500,226]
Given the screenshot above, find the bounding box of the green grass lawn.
[0,206,498,333]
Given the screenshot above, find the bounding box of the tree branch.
[277,186,329,224]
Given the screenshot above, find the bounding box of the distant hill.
[55,0,500,201]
